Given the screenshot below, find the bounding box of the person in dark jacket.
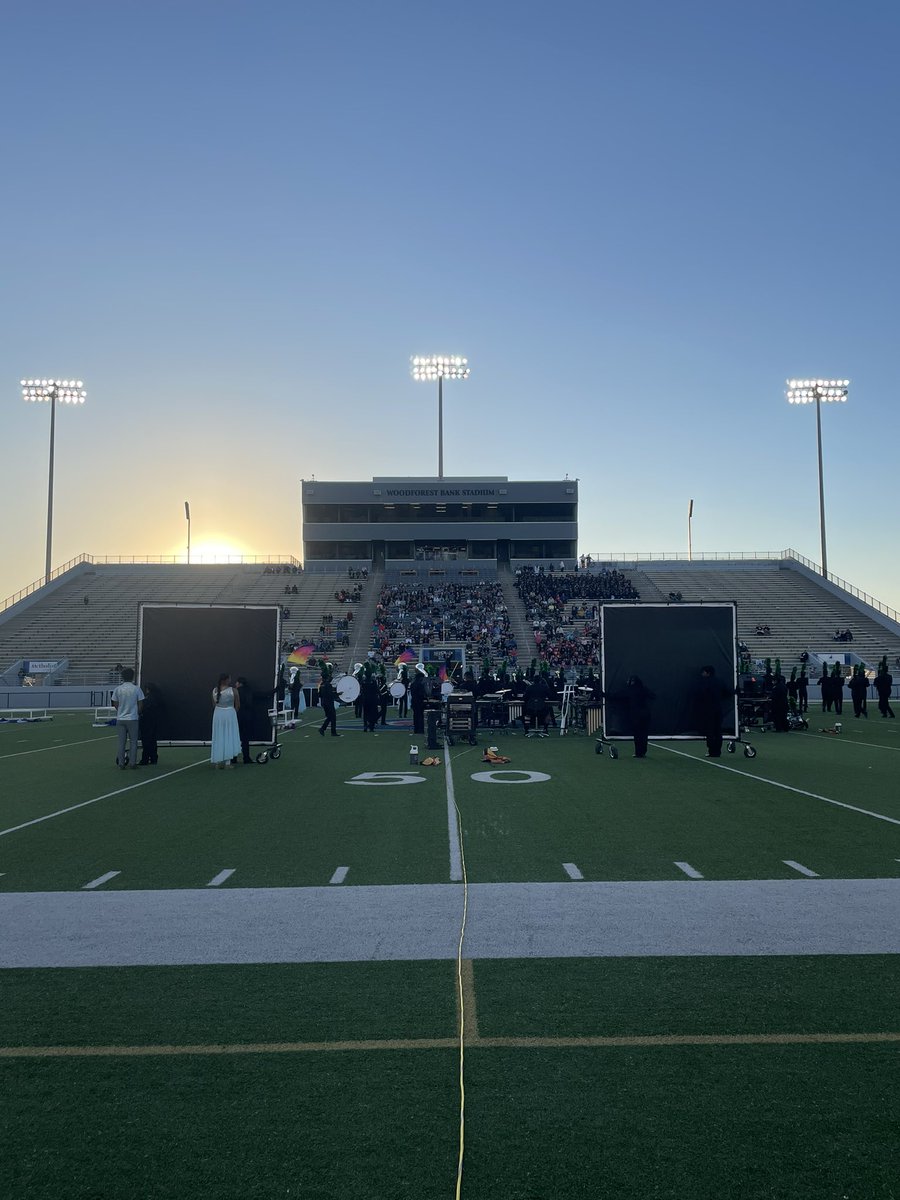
[695,666,729,756]
[797,667,809,713]
[138,683,163,765]
[290,670,302,720]
[819,667,833,712]
[318,666,340,737]
[848,666,869,719]
[607,675,654,757]
[522,675,552,734]
[232,676,255,764]
[771,674,790,732]
[830,663,845,715]
[874,664,895,718]
[360,667,380,732]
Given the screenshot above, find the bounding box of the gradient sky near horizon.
[2,1,898,609]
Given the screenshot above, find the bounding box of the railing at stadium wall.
[581,548,900,625]
[0,554,303,615]
[4,547,897,628]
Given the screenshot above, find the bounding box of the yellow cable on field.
[452,761,470,1200]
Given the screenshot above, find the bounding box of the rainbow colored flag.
[438,664,448,682]
[288,643,316,665]
[394,650,416,666]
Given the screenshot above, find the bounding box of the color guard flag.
[288,643,316,665]
[394,650,416,666]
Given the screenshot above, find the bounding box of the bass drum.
[389,680,407,699]
[335,674,361,703]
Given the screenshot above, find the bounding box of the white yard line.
[0,735,115,761]
[562,862,584,880]
[674,861,704,879]
[0,760,207,840]
[329,866,349,885]
[444,740,463,883]
[83,871,120,890]
[783,860,820,878]
[815,735,900,752]
[207,869,236,887]
[655,744,900,827]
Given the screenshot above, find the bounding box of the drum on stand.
[389,680,407,699]
[440,681,455,699]
[336,674,360,703]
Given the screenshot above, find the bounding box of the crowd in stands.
[348,568,368,580]
[514,565,639,669]
[263,564,302,575]
[514,565,639,605]
[372,582,516,661]
[755,624,772,636]
[833,628,854,642]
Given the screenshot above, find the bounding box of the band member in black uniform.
[848,665,869,718]
[318,665,340,737]
[396,665,409,718]
[290,670,302,720]
[831,663,845,714]
[233,676,255,764]
[874,660,895,718]
[410,663,428,734]
[377,669,390,726]
[797,667,809,714]
[607,675,654,758]
[138,682,163,765]
[522,675,552,734]
[361,666,380,732]
[695,665,728,757]
[819,666,833,712]
[352,663,364,720]
[771,672,790,732]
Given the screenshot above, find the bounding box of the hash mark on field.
[783,860,820,878]
[562,862,584,880]
[329,866,349,885]
[674,861,704,879]
[206,869,235,887]
[83,871,120,890]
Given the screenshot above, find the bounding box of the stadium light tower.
[21,378,87,582]
[410,356,470,478]
[785,378,849,577]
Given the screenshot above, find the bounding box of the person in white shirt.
[112,668,144,770]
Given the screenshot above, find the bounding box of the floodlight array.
[410,355,470,381]
[786,379,849,404]
[21,379,86,404]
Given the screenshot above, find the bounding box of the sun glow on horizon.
[170,536,252,563]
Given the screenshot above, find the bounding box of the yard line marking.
[674,861,704,879]
[562,862,584,880]
[0,759,207,840]
[329,866,349,885]
[655,744,900,827]
[3,1031,900,1059]
[444,741,463,883]
[206,869,235,888]
[0,735,115,761]
[783,860,820,878]
[83,871,120,890]
[815,735,900,752]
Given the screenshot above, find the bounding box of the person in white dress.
[211,673,242,767]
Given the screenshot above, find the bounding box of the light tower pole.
[21,378,87,582]
[410,356,470,478]
[185,501,192,564]
[786,378,849,577]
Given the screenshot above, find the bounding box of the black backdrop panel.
[602,604,737,738]
[138,605,279,744]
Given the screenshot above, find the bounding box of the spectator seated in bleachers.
[755,624,771,636]
[833,628,853,642]
[372,581,513,660]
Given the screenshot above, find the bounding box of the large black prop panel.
[138,605,279,744]
[602,603,737,739]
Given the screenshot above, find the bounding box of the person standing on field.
[112,668,143,769]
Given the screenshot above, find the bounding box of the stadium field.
[1,711,899,1199]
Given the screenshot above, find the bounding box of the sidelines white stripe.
[207,869,235,887]
[655,744,900,827]
[444,740,463,883]
[674,861,704,879]
[0,760,207,840]
[562,862,584,881]
[783,860,820,878]
[329,866,349,885]
[83,871,120,890]
[0,735,115,761]
[815,735,900,753]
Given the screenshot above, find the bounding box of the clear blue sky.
[2,0,898,608]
